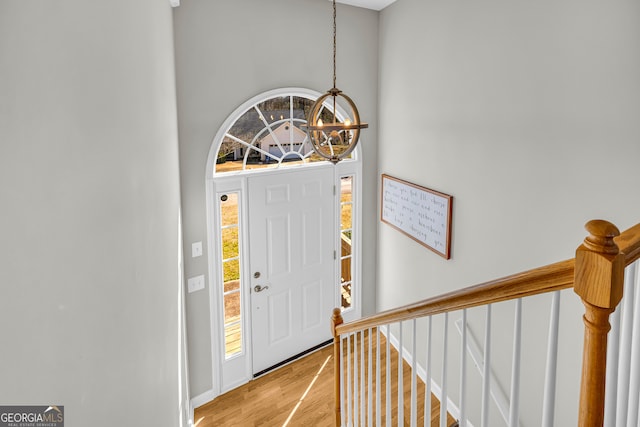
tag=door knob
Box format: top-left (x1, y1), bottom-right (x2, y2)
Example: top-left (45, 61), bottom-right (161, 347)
top-left (254, 284), bottom-right (269, 293)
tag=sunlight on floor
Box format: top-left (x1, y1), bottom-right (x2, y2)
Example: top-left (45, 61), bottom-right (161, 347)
top-left (281, 355), bottom-right (332, 427)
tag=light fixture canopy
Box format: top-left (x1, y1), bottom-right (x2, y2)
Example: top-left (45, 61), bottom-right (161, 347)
top-left (305, 0), bottom-right (368, 164)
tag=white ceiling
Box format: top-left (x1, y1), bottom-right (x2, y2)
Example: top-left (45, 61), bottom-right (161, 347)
top-left (170, 0), bottom-right (396, 11)
top-left (335, 0), bottom-right (397, 11)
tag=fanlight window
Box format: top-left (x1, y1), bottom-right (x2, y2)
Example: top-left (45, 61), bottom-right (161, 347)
top-left (215, 94), bottom-right (352, 174)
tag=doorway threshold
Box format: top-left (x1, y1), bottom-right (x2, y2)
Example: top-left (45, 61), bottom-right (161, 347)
top-left (253, 339), bottom-right (333, 378)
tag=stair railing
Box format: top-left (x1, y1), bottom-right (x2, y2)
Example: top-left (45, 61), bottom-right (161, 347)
top-left (331, 220), bottom-right (640, 427)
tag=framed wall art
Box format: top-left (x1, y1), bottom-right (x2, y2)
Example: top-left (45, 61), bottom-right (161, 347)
top-left (381, 174), bottom-right (453, 259)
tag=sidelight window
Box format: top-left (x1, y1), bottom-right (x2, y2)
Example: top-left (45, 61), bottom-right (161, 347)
top-left (340, 175), bottom-right (354, 310)
top-left (219, 192), bottom-right (242, 359)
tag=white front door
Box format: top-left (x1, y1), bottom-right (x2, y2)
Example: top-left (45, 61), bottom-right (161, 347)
top-left (248, 166), bottom-right (335, 375)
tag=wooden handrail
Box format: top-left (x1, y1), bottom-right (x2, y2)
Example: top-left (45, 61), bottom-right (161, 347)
top-left (336, 258), bottom-right (575, 336)
top-left (335, 223), bottom-right (640, 338)
top-left (616, 222), bottom-right (640, 266)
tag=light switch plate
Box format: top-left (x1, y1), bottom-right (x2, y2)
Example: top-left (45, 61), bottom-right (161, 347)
top-left (187, 275), bottom-right (205, 293)
top-left (192, 241), bottom-right (203, 258)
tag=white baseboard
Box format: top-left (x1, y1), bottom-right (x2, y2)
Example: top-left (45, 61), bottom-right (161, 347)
top-left (190, 389), bottom-right (217, 412)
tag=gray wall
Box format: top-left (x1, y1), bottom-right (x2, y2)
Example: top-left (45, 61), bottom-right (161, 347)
top-left (173, 0), bottom-right (379, 398)
top-left (0, 1), bottom-right (183, 425)
top-left (378, 0), bottom-right (640, 425)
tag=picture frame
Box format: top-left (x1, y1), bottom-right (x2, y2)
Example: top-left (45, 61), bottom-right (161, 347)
top-left (380, 174), bottom-right (453, 259)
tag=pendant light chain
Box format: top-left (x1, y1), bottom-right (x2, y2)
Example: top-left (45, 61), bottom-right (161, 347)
top-left (333, 0), bottom-right (337, 89)
top-left (304, 0), bottom-right (367, 164)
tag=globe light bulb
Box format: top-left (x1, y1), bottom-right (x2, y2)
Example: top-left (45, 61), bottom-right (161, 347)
top-left (344, 118), bottom-right (351, 126)
top-left (317, 118), bottom-right (324, 127)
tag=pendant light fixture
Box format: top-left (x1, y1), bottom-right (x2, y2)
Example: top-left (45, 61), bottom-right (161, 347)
top-left (304, 0), bottom-right (368, 164)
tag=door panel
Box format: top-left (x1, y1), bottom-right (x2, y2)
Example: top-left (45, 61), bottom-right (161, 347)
top-left (301, 209), bottom-right (322, 266)
top-left (266, 215), bottom-right (290, 276)
top-left (301, 280), bottom-right (322, 330)
top-left (267, 290), bottom-right (292, 343)
top-left (249, 166), bottom-right (334, 374)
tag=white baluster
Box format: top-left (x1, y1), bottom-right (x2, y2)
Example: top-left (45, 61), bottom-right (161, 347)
top-left (626, 263), bottom-right (640, 427)
top-left (542, 291), bottom-right (561, 427)
top-left (508, 299), bottom-right (522, 427)
top-left (460, 309), bottom-right (467, 427)
top-left (481, 304), bottom-right (492, 427)
top-left (340, 335), bottom-right (346, 427)
top-left (616, 263), bottom-right (636, 426)
top-left (347, 332), bottom-right (352, 427)
top-left (368, 328), bottom-right (373, 427)
top-left (354, 331), bottom-right (359, 426)
top-left (376, 327), bottom-right (381, 427)
top-left (398, 322), bottom-right (404, 427)
top-left (411, 319), bottom-right (417, 427)
top-left (386, 325), bottom-right (391, 427)
top-left (424, 317), bottom-right (433, 427)
top-left (440, 313), bottom-right (449, 427)
top-left (362, 330), bottom-right (366, 427)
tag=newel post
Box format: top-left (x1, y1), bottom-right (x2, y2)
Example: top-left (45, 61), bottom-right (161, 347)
top-left (574, 220), bottom-right (625, 427)
top-left (331, 308), bottom-right (344, 427)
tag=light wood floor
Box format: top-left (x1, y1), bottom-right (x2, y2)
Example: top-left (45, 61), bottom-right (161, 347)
top-left (195, 330), bottom-right (456, 426)
top-left (195, 345), bottom-right (335, 427)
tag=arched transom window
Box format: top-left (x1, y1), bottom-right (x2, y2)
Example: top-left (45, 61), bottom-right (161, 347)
top-left (215, 93), bottom-right (353, 174)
